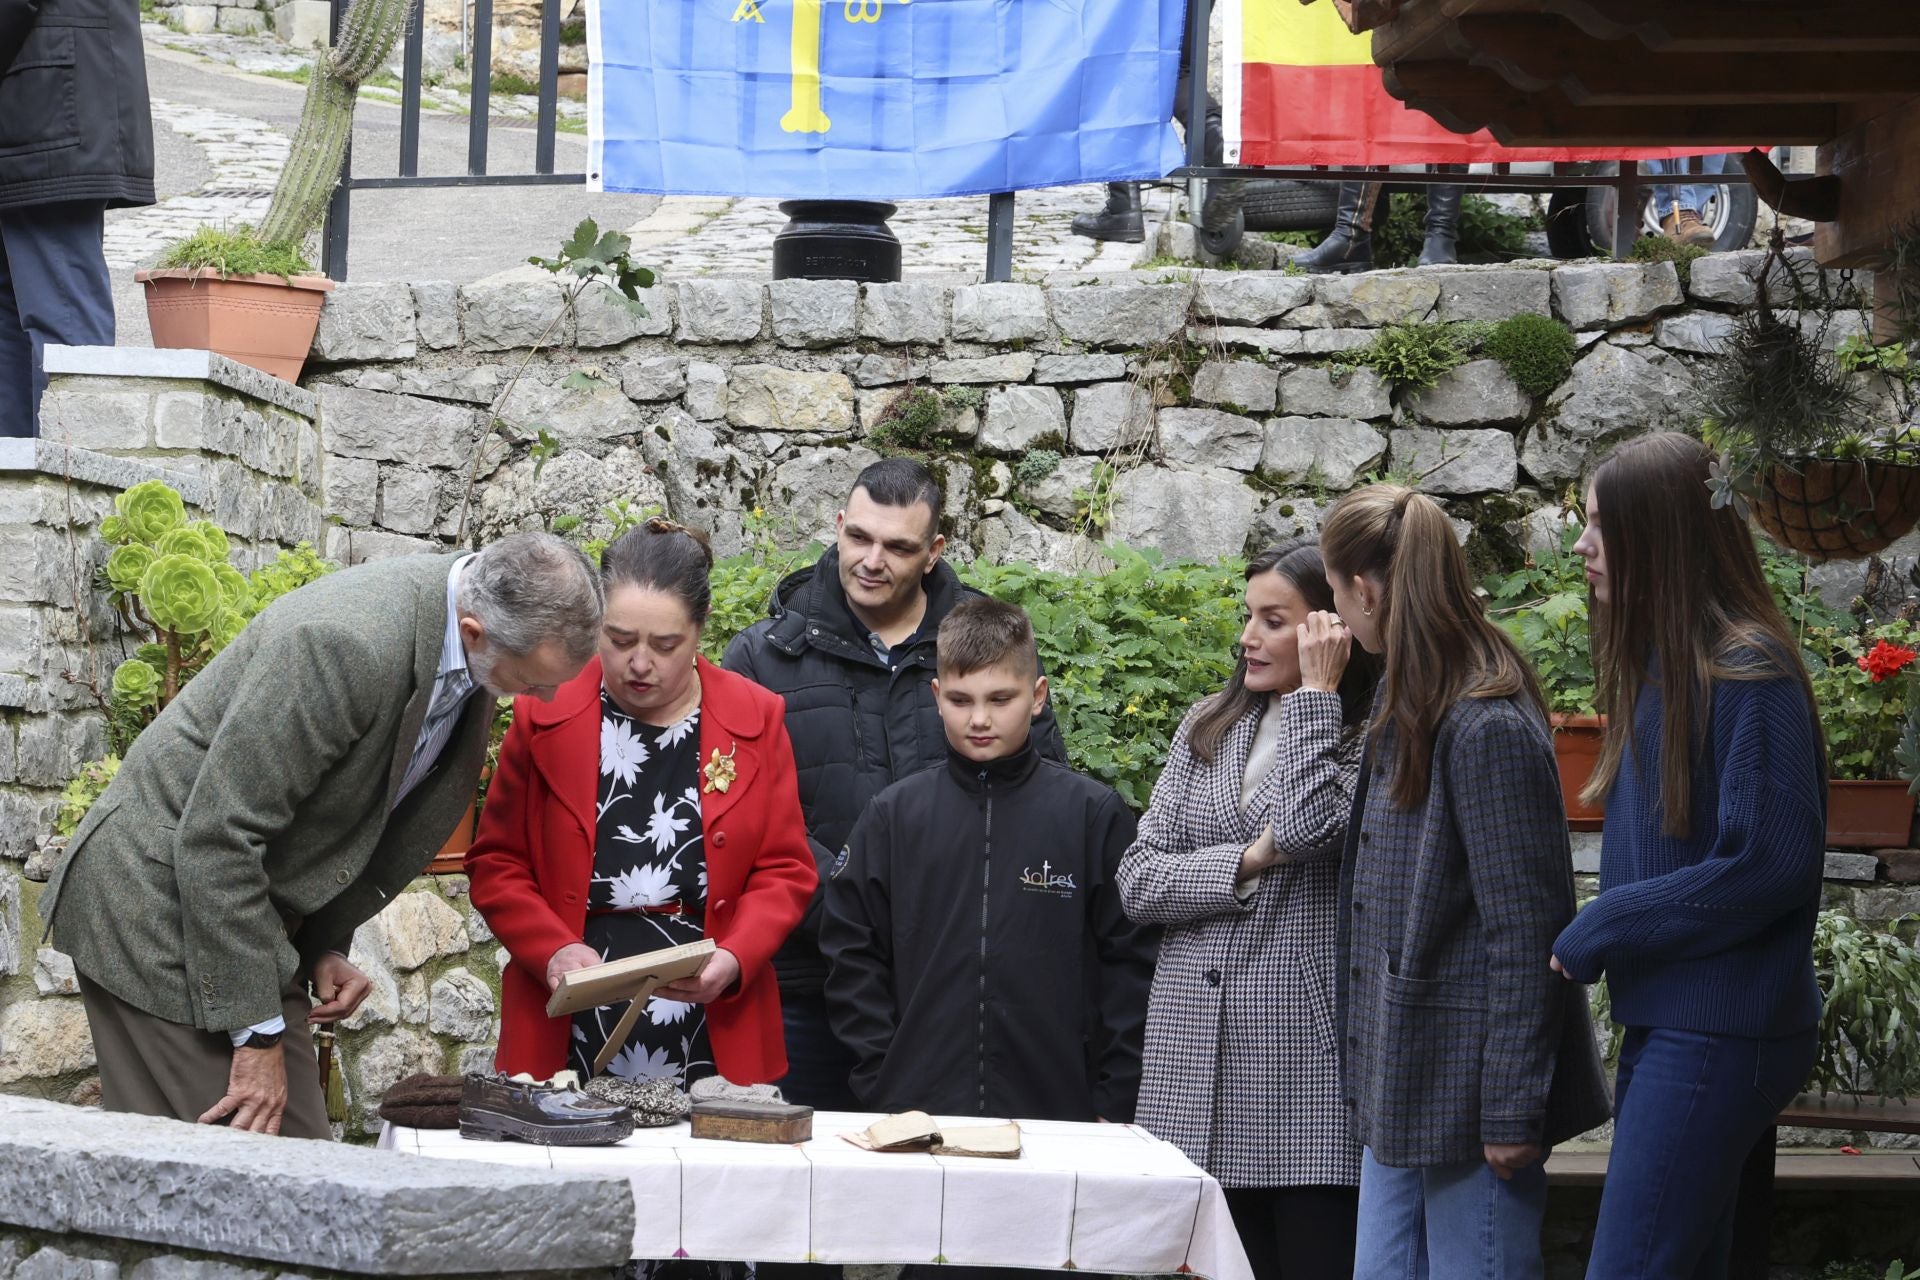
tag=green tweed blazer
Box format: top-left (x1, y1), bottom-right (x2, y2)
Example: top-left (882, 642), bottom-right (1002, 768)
top-left (44, 554), bottom-right (494, 1032)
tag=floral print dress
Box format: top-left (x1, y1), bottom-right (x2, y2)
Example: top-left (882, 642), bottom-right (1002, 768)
top-left (570, 689), bottom-right (715, 1086)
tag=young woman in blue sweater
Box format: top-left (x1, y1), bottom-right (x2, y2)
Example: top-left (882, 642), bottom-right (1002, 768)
top-left (1552, 431), bottom-right (1826, 1279)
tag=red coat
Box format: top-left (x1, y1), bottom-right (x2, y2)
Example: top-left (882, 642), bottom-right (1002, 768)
top-left (468, 656), bottom-right (816, 1083)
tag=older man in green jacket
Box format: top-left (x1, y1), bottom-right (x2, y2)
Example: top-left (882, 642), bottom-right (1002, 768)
top-left (44, 532), bottom-right (604, 1138)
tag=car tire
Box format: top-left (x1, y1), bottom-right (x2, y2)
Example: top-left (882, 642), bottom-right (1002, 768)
top-left (1240, 179), bottom-right (1339, 233)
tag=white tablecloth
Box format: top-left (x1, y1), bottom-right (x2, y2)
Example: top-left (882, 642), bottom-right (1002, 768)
top-left (380, 1111), bottom-right (1252, 1280)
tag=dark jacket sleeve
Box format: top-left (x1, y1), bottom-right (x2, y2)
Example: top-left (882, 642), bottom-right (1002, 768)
top-left (0, 0), bottom-right (40, 78)
top-left (821, 800), bottom-right (897, 1106)
top-left (1089, 793), bottom-right (1157, 1122)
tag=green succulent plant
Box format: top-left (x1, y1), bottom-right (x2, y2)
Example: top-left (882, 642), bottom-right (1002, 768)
top-left (139, 554), bottom-right (226, 636)
top-left (105, 543), bottom-right (159, 594)
top-left (99, 515), bottom-right (132, 545)
top-left (110, 659), bottom-right (162, 709)
top-left (115, 480), bottom-right (187, 543)
top-left (154, 526), bottom-right (215, 562)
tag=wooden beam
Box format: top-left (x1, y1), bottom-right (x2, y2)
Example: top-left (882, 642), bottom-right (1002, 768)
top-left (1816, 95), bottom-right (1920, 270)
top-left (1450, 16), bottom-right (1917, 105)
top-left (1544, 0), bottom-right (1920, 53)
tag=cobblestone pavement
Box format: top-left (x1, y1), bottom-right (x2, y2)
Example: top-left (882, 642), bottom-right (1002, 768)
top-left (104, 97), bottom-right (288, 271)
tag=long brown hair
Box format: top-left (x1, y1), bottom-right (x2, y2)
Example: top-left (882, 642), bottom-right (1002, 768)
top-left (1189, 538), bottom-right (1381, 763)
top-left (1320, 484), bottom-right (1547, 808)
top-left (1580, 432), bottom-right (1821, 836)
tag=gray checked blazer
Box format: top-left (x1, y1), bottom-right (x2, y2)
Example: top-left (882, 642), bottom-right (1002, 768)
top-left (1336, 692), bottom-right (1610, 1169)
top-left (1118, 688), bottom-right (1362, 1189)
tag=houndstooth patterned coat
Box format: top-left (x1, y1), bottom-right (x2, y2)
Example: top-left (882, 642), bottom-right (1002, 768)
top-left (1117, 688), bottom-right (1362, 1189)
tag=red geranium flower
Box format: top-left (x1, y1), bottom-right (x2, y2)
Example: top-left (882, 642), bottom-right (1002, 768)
top-left (1858, 640), bottom-right (1918, 683)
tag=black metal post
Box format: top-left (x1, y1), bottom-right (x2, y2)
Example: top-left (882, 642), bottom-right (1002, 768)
top-left (400, 0), bottom-right (424, 176)
top-left (985, 192), bottom-right (1015, 282)
top-left (1612, 161), bottom-right (1642, 259)
top-left (534, 0), bottom-right (560, 174)
top-left (467, 0), bottom-right (493, 175)
top-left (1184, 0), bottom-right (1208, 172)
top-left (321, 0), bottom-right (352, 280)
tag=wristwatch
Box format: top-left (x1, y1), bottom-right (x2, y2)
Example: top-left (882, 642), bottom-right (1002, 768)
top-left (236, 1029), bottom-right (284, 1050)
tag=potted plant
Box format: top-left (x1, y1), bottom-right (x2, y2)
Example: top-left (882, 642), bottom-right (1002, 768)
top-left (1484, 522), bottom-right (1603, 828)
top-left (137, 0), bottom-right (411, 383)
top-left (1811, 625), bottom-right (1920, 848)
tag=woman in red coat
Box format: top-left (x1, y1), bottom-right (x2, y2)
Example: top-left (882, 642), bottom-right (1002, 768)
top-left (469, 518), bottom-right (816, 1086)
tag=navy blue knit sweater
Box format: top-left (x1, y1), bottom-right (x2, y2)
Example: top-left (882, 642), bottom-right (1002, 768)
top-left (1552, 670), bottom-right (1825, 1038)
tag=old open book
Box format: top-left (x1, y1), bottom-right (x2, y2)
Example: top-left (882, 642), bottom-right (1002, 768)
top-left (843, 1112), bottom-right (1022, 1159)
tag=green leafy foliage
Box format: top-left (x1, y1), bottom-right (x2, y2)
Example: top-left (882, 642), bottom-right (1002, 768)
top-left (55, 756), bottom-right (120, 838)
top-left (1339, 322), bottom-right (1479, 390)
top-left (1813, 911), bottom-right (1920, 1099)
top-left (156, 225), bottom-right (315, 281)
top-left (1483, 313), bottom-right (1577, 397)
top-left (1805, 621), bottom-right (1919, 781)
top-left (1837, 334), bottom-right (1915, 381)
top-left (868, 388), bottom-right (946, 451)
top-left (528, 216), bottom-right (656, 314)
top-left (1013, 449), bottom-right (1062, 490)
top-left (1627, 234), bottom-right (1709, 288)
top-left (1482, 522), bottom-right (1594, 715)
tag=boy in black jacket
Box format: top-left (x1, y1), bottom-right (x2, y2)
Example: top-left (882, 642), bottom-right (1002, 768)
top-left (822, 597), bottom-right (1156, 1122)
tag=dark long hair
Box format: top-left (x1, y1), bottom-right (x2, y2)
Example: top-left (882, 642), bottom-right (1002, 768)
top-left (1582, 432), bottom-right (1822, 836)
top-left (600, 517), bottom-right (716, 627)
top-left (1320, 484), bottom-right (1546, 809)
top-left (1188, 538), bottom-right (1382, 764)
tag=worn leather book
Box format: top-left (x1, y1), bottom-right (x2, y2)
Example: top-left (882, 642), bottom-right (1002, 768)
top-left (931, 1123), bottom-right (1022, 1159)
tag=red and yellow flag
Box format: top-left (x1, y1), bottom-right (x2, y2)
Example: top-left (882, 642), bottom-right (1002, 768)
top-left (1227, 0), bottom-right (1708, 165)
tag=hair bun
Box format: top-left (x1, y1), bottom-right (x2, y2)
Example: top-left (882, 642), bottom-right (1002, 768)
top-left (1392, 488), bottom-right (1418, 517)
top-left (641, 514), bottom-right (714, 569)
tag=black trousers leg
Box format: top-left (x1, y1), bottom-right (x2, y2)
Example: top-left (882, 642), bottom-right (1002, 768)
top-left (1225, 1185), bottom-right (1359, 1280)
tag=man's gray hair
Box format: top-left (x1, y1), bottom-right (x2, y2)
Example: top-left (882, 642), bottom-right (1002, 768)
top-left (457, 532), bottom-right (604, 662)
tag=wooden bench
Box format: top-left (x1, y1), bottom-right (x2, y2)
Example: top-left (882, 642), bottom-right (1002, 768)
top-left (1548, 1148), bottom-right (1920, 1190)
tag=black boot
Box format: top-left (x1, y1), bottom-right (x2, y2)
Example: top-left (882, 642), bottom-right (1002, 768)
top-left (1071, 183), bottom-right (1145, 243)
top-left (1293, 181), bottom-right (1381, 274)
top-left (1420, 182), bottom-right (1464, 265)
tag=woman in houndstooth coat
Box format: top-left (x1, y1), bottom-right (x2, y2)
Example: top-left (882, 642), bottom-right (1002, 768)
top-left (1118, 539), bottom-right (1377, 1280)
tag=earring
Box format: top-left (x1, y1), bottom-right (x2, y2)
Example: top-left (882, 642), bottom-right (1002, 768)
top-left (1362, 603), bottom-right (1375, 617)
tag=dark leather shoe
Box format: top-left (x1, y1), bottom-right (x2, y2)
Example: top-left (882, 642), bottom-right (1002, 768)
top-left (1071, 182), bottom-right (1146, 243)
top-left (458, 1073), bottom-right (636, 1146)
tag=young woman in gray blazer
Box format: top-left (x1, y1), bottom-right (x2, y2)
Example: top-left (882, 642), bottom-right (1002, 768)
top-left (1118, 539), bottom-right (1380, 1280)
top-left (1320, 486), bottom-right (1609, 1280)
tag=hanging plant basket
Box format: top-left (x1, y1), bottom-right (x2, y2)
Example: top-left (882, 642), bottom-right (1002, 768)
top-left (1749, 458), bottom-right (1920, 563)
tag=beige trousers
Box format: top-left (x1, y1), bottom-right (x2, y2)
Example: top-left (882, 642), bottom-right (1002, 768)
top-left (77, 973), bottom-right (332, 1140)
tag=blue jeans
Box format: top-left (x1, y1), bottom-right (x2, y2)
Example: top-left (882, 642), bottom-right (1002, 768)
top-left (1643, 154), bottom-right (1733, 220)
top-left (1353, 1147), bottom-right (1548, 1280)
top-left (1585, 1026), bottom-right (1817, 1280)
top-left (773, 989), bottom-right (859, 1111)
top-left (0, 201), bottom-right (114, 438)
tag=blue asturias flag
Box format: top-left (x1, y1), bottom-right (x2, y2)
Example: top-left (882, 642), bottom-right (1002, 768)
top-left (586, 0), bottom-right (1187, 199)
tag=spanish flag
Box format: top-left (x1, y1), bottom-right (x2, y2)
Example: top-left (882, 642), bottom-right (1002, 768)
top-left (1227, 0), bottom-right (1701, 165)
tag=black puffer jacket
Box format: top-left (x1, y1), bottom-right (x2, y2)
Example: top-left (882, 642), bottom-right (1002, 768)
top-left (0, 0), bottom-right (155, 210)
top-left (722, 549), bottom-right (1067, 994)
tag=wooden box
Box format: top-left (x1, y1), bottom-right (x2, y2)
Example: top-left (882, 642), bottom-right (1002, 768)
top-left (689, 1099), bottom-right (814, 1144)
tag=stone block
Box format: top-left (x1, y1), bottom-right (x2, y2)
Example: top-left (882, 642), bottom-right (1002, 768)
top-left (1193, 326), bottom-right (1304, 356)
top-left (852, 354), bottom-right (924, 387)
top-left (1406, 360), bottom-right (1532, 427)
top-left (684, 362), bottom-right (728, 422)
top-left (152, 392), bottom-right (215, 450)
top-left (34, 947), bottom-right (77, 996)
top-left (1033, 354), bottom-right (1128, 385)
top-left (975, 506), bottom-right (1110, 574)
top-left (773, 448), bottom-right (882, 544)
top-left (14, 714), bottom-right (103, 788)
top-left (1049, 283), bottom-right (1192, 348)
top-left (1260, 417), bottom-right (1387, 490)
top-left (1158, 408), bottom-right (1263, 471)
top-left (769, 279), bottom-right (859, 348)
top-left (1882, 849), bottom-right (1920, 884)
top-left (318, 386), bottom-right (481, 470)
top-left (311, 283), bottom-right (417, 362)
top-left (619, 355), bottom-right (686, 403)
top-left (0, 997), bottom-right (94, 1084)
top-left (574, 283), bottom-right (672, 347)
top-left (214, 3), bottom-right (265, 30)
top-left (409, 281), bottom-right (460, 350)
top-left (726, 367), bottom-right (855, 434)
top-left (427, 967), bottom-right (496, 1041)
top-left (1297, 330), bottom-right (1376, 355)
top-left (1277, 367), bottom-right (1391, 420)
top-left (36, 391), bottom-right (151, 451)
top-left (1550, 262), bottom-right (1686, 330)
top-left (1252, 494), bottom-right (1330, 545)
top-left (1069, 381), bottom-right (1154, 453)
top-left (1687, 248), bottom-right (1791, 308)
top-left (1547, 343), bottom-right (1694, 442)
top-left (1022, 455), bottom-right (1101, 522)
top-left (460, 280), bottom-right (569, 352)
top-left (15, 1248), bottom-right (116, 1280)
top-left (673, 280), bottom-right (765, 344)
top-left (1432, 269), bottom-right (1551, 323)
top-left (858, 283), bottom-right (948, 345)
top-left (271, 0), bottom-right (329, 46)
top-left (1654, 313), bottom-right (1736, 355)
top-left (1308, 273), bottom-right (1441, 327)
top-left (0, 871), bottom-right (16, 977)
top-left (1190, 360), bottom-right (1279, 413)
top-left (172, 4), bottom-right (216, 32)
top-left (374, 466), bottom-right (441, 536)
top-left (951, 284), bottom-right (1051, 343)
top-left (1390, 427), bottom-right (1518, 496)
top-left (379, 889), bottom-right (470, 971)
top-left (1192, 273), bottom-right (1313, 325)
top-left (1111, 467), bottom-right (1257, 563)
top-left (0, 525), bottom-right (68, 607)
top-left (1518, 424), bottom-right (1588, 487)
top-left (128, 1260), bottom-right (265, 1280)
top-left (979, 387), bottom-right (1066, 455)
top-left (1824, 851), bottom-right (1880, 882)
top-left (930, 354), bottom-right (1034, 385)
top-left (321, 455), bottom-right (377, 527)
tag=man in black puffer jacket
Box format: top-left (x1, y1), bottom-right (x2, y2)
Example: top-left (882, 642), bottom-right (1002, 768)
top-left (0, 0), bottom-right (154, 437)
top-left (723, 458), bottom-right (1065, 1110)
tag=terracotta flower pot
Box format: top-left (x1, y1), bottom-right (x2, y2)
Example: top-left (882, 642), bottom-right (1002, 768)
top-left (1826, 779), bottom-right (1917, 849)
top-left (427, 795), bottom-right (478, 875)
top-left (1551, 713), bottom-right (1606, 831)
top-left (135, 268), bottom-right (335, 384)
top-left (1750, 459), bottom-right (1920, 563)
